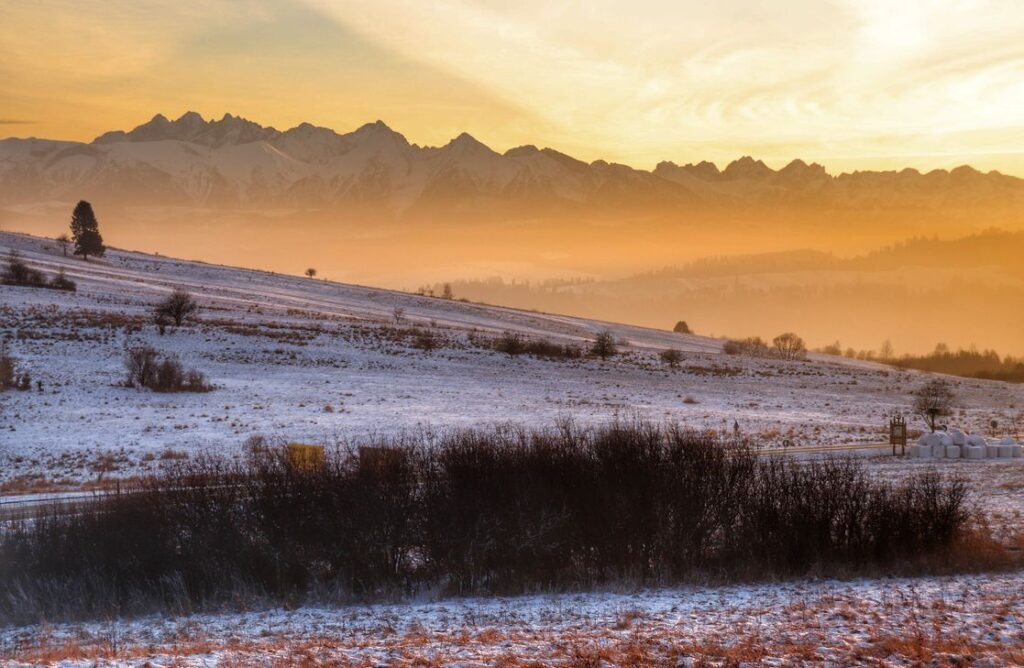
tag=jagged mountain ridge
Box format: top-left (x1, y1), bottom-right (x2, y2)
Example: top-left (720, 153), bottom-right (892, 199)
top-left (2, 111), bottom-right (1022, 215)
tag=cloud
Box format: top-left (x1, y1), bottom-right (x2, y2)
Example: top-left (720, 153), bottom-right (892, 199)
top-left (0, 120), bottom-right (36, 125)
top-left (3, 0), bottom-right (1024, 173)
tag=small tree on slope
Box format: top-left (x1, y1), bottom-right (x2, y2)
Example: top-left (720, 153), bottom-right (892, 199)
top-left (70, 200), bottom-right (105, 260)
top-left (913, 378), bottom-right (956, 433)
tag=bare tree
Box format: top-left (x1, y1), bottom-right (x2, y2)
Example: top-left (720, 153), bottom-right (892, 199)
top-left (912, 378), bottom-right (956, 433)
top-left (392, 306), bottom-right (405, 324)
top-left (305, 268), bottom-right (317, 279)
top-left (880, 339), bottom-right (895, 361)
top-left (660, 348), bottom-right (683, 369)
top-left (441, 283), bottom-right (454, 300)
top-left (590, 330), bottom-right (617, 360)
top-left (155, 288), bottom-right (198, 328)
top-left (772, 332), bottom-right (807, 360)
top-left (56, 234), bottom-right (70, 257)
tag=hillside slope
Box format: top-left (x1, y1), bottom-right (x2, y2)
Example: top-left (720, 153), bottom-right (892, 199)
top-left (1, 232), bottom-right (1019, 485)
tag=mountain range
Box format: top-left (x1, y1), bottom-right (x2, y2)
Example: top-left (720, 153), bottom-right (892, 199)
top-left (3, 112), bottom-right (1023, 217)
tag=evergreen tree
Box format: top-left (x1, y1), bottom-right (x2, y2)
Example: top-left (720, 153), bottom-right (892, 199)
top-left (70, 200), bottom-right (105, 260)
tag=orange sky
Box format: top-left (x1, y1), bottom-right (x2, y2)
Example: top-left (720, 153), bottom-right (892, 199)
top-left (3, 0), bottom-right (1024, 175)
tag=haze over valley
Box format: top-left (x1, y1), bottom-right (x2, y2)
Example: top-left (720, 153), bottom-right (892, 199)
top-left (4, 111), bottom-right (1023, 354)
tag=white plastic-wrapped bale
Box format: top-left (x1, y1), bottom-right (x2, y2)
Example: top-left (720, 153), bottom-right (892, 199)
top-left (925, 433), bottom-right (944, 458)
top-left (998, 444), bottom-right (1015, 458)
top-left (1014, 445), bottom-right (1022, 458)
top-left (987, 444), bottom-right (1000, 458)
top-left (916, 443), bottom-right (932, 458)
top-left (945, 444), bottom-right (961, 459)
top-left (963, 445), bottom-right (985, 460)
top-left (950, 429), bottom-right (967, 446)
top-left (967, 434), bottom-right (986, 447)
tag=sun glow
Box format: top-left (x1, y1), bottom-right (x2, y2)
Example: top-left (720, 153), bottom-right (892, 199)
top-left (2, 0), bottom-right (1024, 174)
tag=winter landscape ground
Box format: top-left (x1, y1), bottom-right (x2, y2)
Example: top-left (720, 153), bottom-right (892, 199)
top-left (2, 230), bottom-right (1024, 665)
top-left (2, 230), bottom-right (1021, 488)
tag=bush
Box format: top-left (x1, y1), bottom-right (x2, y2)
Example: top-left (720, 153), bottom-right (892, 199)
top-left (0, 421), bottom-right (976, 624)
top-left (772, 332), bottom-right (807, 360)
top-left (154, 288), bottom-right (198, 329)
top-left (1, 251), bottom-right (76, 291)
top-left (660, 348), bottom-right (683, 368)
top-left (48, 269), bottom-right (76, 292)
top-left (495, 331), bottom-right (525, 356)
top-left (494, 332), bottom-right (581, 360)
top-left (590, 330), bottom-right (617, 360)
top-left (673, 321), bottom-right (692, 334)
top-left (2, 251), bottom-right (45, 287)
top-left (124, 346), bottom-right (212, 392)
top-left (723, 336), bottom-right (770, 357)
top-left (0, 348), bottom-right (14, 391)
top-left (412, 329), bottom-right (437, 352)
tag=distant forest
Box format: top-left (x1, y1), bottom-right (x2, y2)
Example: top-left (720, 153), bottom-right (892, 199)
top-left (426, 230), bottom-right (1024, 357)
top-left (891, 347), bottom-right (1024, 383)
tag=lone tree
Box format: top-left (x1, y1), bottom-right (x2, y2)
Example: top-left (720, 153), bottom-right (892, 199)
top-left (673, 321), bottom-right (692, 335)
top-left (441, 283), bottom-right (454, 300)
top-left (155, 288), bottom-right (198, 329)
top-left (70, 200), bottom-right (105, 260)
top-left (591, 330), bottom-right (618, 360)
top-left (305, 268), bottom-right (317, 279)
top-left (772, 332), bottom-right (807, 360)
top-left (913, 378), bottom-right (956, 432)
top-left (660, 348), bottom-right (683, 369)
top-left (56, 234), bottom-right (70, 257)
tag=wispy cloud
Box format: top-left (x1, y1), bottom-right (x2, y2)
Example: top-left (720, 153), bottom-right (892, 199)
top-left (0, 119), bottom-right (36, 125)
top-left (3, 0), bottom-right (1024, 174)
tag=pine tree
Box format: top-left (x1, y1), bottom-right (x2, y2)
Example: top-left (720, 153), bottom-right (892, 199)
top-left (70, 200), bottom-right (105, 260)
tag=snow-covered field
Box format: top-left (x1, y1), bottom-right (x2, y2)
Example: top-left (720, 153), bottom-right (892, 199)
top-left (1, 230), bottom-right (1022, 487)
top-left (4, 572), bottom-right (1024, 666)
top-left (4, 231), bottom-right (1024, 665)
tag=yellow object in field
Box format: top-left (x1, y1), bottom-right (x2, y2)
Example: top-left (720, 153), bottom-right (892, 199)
top-left (286, 443), bottom-right (325, 471)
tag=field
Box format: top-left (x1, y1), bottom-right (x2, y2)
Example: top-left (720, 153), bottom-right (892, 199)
top-left (2, 230), bottom-right (1024, 665)
top-left (2, 231), bottom-right (1021, 490)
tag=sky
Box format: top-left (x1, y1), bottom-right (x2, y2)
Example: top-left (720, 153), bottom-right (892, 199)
top-left (2, 0), bottom-right (1024, 174)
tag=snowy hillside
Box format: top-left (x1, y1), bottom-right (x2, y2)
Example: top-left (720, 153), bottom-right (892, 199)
top-left (1, 230), bottom-right (1021, 486)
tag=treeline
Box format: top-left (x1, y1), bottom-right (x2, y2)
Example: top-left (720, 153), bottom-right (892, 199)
top-left (0, 421), bottom-right (977, 624)
top-left (892, 347), bottom-right (1024, 383)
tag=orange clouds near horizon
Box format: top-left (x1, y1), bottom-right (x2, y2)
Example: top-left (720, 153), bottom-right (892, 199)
top-left (3, 0), bottom-right (1024, 175)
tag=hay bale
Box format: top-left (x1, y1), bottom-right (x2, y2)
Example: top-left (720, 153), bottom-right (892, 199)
top-left (945, 445), bottom-right (961, 459)
top-left (963, 445), bottom-right (984, 460)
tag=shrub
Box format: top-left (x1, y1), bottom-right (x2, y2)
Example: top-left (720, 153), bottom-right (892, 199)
top-left (673, 321), bottom-right (692, 334)
top-left (2, 251), bottom-right (47, 288)
top-left (412, 329), bottom-right (437, 352)
top-left (495, 331), bottom-right (525, 357)
top-left (0, 345), bottom-right (17, 391)
top-left (124, 346), bottom-right (212, 393)
top-left (48, 269), bottom-right (76, 292)
top-left (1, 252), bottom-right (76, 291)
top-left (723, 336), bottom-right (770, 357)
top-left (493, 333), bottom-right (581, 361)
top-left (154, 288), bottom-right (198, 329)
top-left (660, 348), bottom-right (683, 369)
top-left (0, 421), bottom-right (977, 624)
top-left (772, 332), bottom-right (807, 360)
top-left (590, 330), bottom-right (617, 360)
